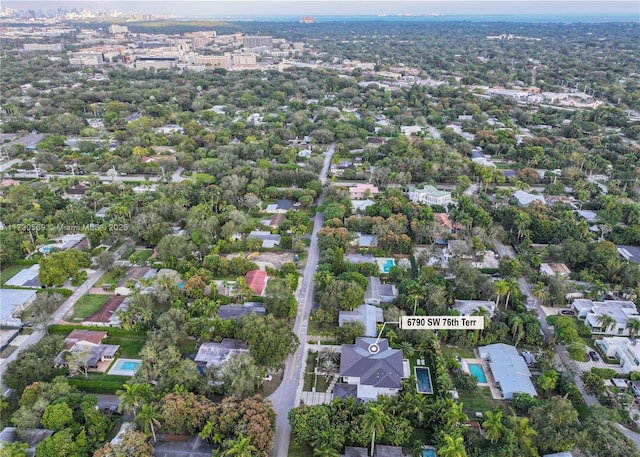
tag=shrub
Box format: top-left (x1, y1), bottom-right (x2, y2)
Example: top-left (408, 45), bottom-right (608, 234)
top-left (68, 380), bottom-right (124, 394)
top-left (591, 367), bottom-right (618, 379)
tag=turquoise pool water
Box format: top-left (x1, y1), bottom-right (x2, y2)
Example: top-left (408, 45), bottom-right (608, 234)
top-left (415, 367), bottom-right (433, 394)
top-left (120, 361), bottom-right (141, 371)
top-left (469, 363), bottom-right (487, 383)
top-left (178, 281), bottom-right (185, 289)
top-left (422, 449), bottom-right (436, 457)
top-left (383, 259), bottom-right (394, 273)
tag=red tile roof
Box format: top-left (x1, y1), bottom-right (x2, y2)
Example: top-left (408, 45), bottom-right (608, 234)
top-left (65, 329), bottom-right (107, 349)
top-left (245, 270), bottom-right (267, 296)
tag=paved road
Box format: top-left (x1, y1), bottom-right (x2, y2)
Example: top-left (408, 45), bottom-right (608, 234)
top-left (268, 143), bottom-right (335, 457)
top-left (493, 240), bottom-right (601, 408)
top-left (0, 242), bottom-right (131, 396)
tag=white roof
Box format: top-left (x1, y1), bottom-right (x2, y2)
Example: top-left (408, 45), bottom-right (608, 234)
top-left (479, 343), bottom-right (537, 399)
top-left (514, 190), bottom-right (546, 206)
top-left (453, 300), bottom-right (496, 317)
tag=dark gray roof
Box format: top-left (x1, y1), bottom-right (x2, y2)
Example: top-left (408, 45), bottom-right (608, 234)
top-left (333, 383), bottom-right (358, 401)
top-left (375, 445), bottom-right (407, 457)
top-left (342, 447), bottom-right (368, 457)
top-left (340, 338), bottom-right (403, 389)
top-left (618, 245), bottom-right (640, 265)
top-left (218, 304), bottom-right (266, 320)
top-left (276, 199), bottom-right (294, 210)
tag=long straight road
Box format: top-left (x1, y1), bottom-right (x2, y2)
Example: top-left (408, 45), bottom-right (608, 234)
top-left (268, 143), bottom-right (335, 457)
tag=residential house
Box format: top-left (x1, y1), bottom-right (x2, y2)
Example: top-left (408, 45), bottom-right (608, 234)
top-left (0, 289), bottom-right (37, 327)
top-left (0, 179), bottom-right (20, 188)
top-left (156, 124), bottom-right (184, 135)
top-left (339, 304), bottom-right (384, 337)
top-left (245, 270), bottom-right (268, 296)
top-left (0, 427), bottom-right (54, 455)
top-left (247, 230), bottom-right (281, 248)
top-left (366, 137), bottom-right (389, 147)
top-left (364, 276), bottom-right (398, 305)
top-left (618, 245), bottom-right (640, 266)
top-left (55, 329), bottom-right (119, 371)
top-left (407, 185), bottom-right (452, 206)
top-left (194, 339), bottom-right (249, 368)
top-left (5, 264), bottom-right (41, 288)
top-left (341, 447), bottom-right (368, 457)
top-left (596, 337), bottom-right (640, 373)
top-left (374, 446), bottom-right (410, 457)
top-left (63, 182), bottom-right (90, 200)
top-left (217, 302), bottom-right (266, 320)
top-left (478, 343), bottom-right (537, 399)
top-left (539, 263), bottom-right (571, 277)
top-left (39, 234), bottom-right (87, 253)
top-left (349, 184), bottom-right (380, 199)
top-left (265, 199), bottom-right (294, 213)
top-left (338, 337), bottom-right (406, 401)
top-left (513, 190), bottom-right (546, 207)
top-left (434, 213), bottom-right (463, 234)
top-left (453, 300), bottom-right (496, 318)
top-left (572, 299), bottom-right (639, 336)
top-left (351, 199), bottom-right (376, 213)
top-left (354, 233), bottom-right (378, 249)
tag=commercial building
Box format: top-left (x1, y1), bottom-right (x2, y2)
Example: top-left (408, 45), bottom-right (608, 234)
top-left (242, 36), bottom-right (273, 49)
top-left (23, 43), bottom-right (63, 52)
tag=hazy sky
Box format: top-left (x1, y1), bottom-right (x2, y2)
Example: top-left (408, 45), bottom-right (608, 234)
top-left (6, 1), bottom-right (640, 18)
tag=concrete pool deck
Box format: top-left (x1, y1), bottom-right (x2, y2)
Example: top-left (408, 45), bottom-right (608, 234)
top-left (462, 357), bottom-right (504, 399)
top-left (108, 358), bottom-right (142, 376)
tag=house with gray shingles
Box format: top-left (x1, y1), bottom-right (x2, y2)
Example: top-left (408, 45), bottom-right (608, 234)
top-left (364, 277), bottom-right (398, 305)
top-left (338, 337), bottom-right (405, 401)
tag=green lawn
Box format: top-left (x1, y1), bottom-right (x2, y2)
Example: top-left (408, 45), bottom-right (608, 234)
top-left (459, 387), bottom-right (509, 415)
top-left (441, 347), bottom-right (476, 359)
top-left (95, 269), bottom-right (126, 287)
top-left (128, 249), bottom-right (154, 263)
top-left (0, 265), bottom-right (27, 285)
top-left (105, 336), bottom-right (146, 358)
top-left (67, 295), bottom-right (109, 321)
top-left (288, 442), bottom-right (314, 457)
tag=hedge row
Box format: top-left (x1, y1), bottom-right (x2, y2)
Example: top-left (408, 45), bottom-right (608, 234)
top-left (68, 379), bottom-right (124, 394)
top-left (48, 324), bottom-right (143, 338)
top-left (39, 288), bottom-right (73, 297)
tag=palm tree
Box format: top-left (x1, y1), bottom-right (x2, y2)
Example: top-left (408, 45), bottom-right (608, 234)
top-left (597, 314), bottom-right (617, 334)
top-left (318, 348), bottom-right (340, 365)
top-left (224, 434), bottom-right (257, 457)
top-left (116, 383), bottom-right (153, 416)
top-left (509, 315), bottom-right (524, 347)
top-left (627, 318), bottom-right (640, 340)
top-left (362, 405), bottom-right (389, 457)
top-left (483, 410), bottom-right (506, 443)
top-left (503, 279), bottom-right (520, 310)
top-left (531, 282), bottom-right (549, 306)
top-left (135, 403), bottom-right (161, 443)
top-left (399, 341), bottom-right (415, 358)
top-left (472, 307), bottom-right (491, 340)
top-left (438, 434), bottom-right (467, 457)
top-left (510, 409), bottom-right (537, 452)
top-left (313, 446), bottom-right (340, 457)
top-left (494, 280), bottom-right (509, 309)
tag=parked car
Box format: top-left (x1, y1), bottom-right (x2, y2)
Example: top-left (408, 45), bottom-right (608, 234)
top-left (589, 351), bottom-right (600, 362)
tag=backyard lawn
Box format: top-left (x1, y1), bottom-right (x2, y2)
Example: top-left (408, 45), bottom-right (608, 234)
top-left (105, 335), bottom-right (147, 358)
top-left (95, 269), bottom-right (126, 287)
top-left (128, 249), bottom-right (154, 263)
top-left (459, 387), bottom-right (508, 415)
top-left (67, 295), bottom-right (109, 321)
top-left (441, 347), bottom-right (476, 359)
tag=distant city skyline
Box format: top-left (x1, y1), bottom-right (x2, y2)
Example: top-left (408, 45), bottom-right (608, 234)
top-left (4, 1), bottom-right (639, 19)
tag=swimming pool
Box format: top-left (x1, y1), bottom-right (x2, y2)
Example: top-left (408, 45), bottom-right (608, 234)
top-left (415, 366), bottom-right (433, 394)
top-left (383, 259), bottom-right (394, 273)
top-left (108, 358), bottom-right (142, 376)
top-left (422, 449), bottom-right (436, 457)
top-left (469, 363), bottom-right (487, 383)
